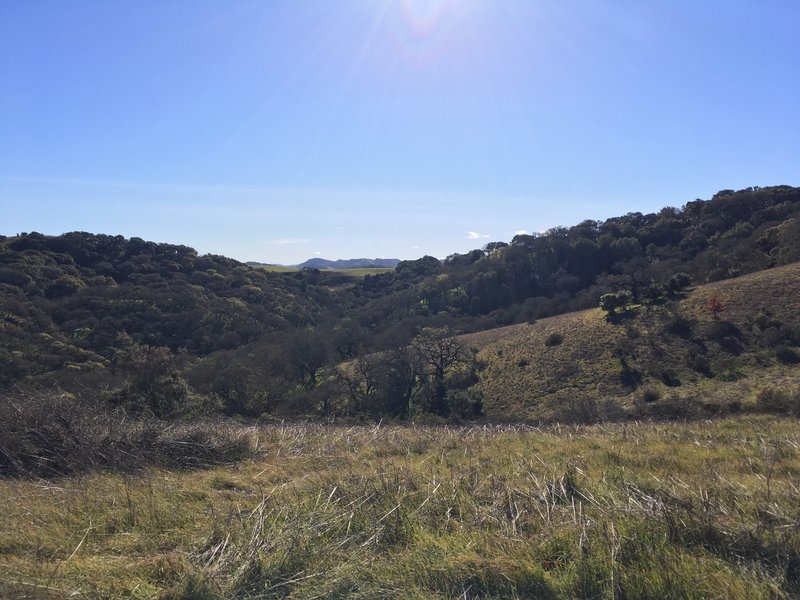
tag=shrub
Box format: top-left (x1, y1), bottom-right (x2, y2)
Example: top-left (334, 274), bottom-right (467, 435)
top-left (704, 320), bottom-right (740, 341)
top-left (641, 388), bottom-right (661, 403)
top-left (559, 396), bottom-right (599, 424)
top-left (666, 272), bottom-right (691, 297)
top-left (635, 393), bottom-right (696, 419)
top-left (664, 311), bottom-right (692, 337)
top-left (558, 396), bottom-right (613, 424)
top-left (776, 346), bottom-right (800, 364)
top-left (619, 361), bottom-right (642, 389)
top-left (713, 358), bottom-right (742, 381)
top-left (600, 291), bottom-right (633, 316)
top-left (660, 369), bottom-right (681, 387)
top-left (544, 332), bottom-right (564, 346)
top-left (782, 322), bottom-right (800, 345)
top-left (444, 388), bottom-right (484, 419)
top-left (718, 335), bottom-right (744, 355)
top-left (762, 326), bottom-right (783, 347)
top-left (755, 387), bottom-right (800, 415)
top-left (706, 295), bottom-right (725, 319)
top-left (688, 353), bottom-right (712, 376)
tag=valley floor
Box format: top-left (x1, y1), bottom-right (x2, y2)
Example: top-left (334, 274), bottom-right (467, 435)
top-left (2, 417), bottom-right (800, 598)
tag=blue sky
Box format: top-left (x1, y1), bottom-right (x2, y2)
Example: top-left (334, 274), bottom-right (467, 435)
top-left (1, 0), bottom-right (798, 264)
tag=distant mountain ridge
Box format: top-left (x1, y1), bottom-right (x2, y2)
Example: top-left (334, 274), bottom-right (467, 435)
top-left (296, 258), bottom-right (400, 269)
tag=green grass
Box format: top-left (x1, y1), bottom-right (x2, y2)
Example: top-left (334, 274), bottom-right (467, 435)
top-left (255, 264), bottom-right (299, 273)
top-left (329, 267), bottom-right (394, 277)
top-left (2, 417), bottom-right (800, 598)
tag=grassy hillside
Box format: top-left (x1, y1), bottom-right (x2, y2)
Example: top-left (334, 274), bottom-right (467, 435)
top-left (464, 263), bottom-right (800, 421)
top-left (1, 418), bottom-right (799, 598)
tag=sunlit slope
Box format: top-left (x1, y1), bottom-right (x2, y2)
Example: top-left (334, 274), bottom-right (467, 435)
top-left (463, 263), bottom-right (800, 421)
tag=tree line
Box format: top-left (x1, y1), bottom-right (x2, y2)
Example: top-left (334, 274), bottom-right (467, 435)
top-left (1, 185), bottom-right (799, 419)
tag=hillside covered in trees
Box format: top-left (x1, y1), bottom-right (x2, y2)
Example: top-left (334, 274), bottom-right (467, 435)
top-left (2, 185), bottom-right (800, 420)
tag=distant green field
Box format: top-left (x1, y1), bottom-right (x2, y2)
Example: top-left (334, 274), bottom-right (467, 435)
top-left (331, 267), bottom-right (394, 277)
top-left (255, 264), bottom-right (393, 277)
top-left (254, 264), bottom-right (298, 272)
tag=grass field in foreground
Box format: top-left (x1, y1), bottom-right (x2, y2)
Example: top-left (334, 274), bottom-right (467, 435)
top-left (2, 416), bottom-right (800, 599)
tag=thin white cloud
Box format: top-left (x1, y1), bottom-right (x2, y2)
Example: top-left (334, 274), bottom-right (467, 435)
top-left (515, 229), bottom-right (530, 235)
top-left (466, 231), bottom-right (490, 240)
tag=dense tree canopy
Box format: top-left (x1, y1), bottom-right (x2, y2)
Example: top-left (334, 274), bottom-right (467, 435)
top-left (2, 185), bottom-right (800, 418)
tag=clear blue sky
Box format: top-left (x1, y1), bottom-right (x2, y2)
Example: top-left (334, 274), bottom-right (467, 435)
top-left (2, 1), bottom-right (798, 264)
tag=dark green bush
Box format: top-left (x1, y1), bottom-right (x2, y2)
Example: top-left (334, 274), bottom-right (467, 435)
top-left (641, 388), bottom-right (661, 403)
top-left (776, 346), bottom-right (800, 364)
top-left (545, 332), bottom-right (564, 346)
top-left (660, 370), bottom-right (681, 387)
top-left (664, 311), bottom-right (692, 337)
top-left (688, 353), bottom-right (712, 376)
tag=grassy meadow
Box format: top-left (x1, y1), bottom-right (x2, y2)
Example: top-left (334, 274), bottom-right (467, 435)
top-left (2, 417), bottom-right (800, 599)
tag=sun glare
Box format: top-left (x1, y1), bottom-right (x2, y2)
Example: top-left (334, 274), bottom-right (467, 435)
top-left (389, 0), bottom-right (482, 64)
top-left (401, 0), bottom-right (450, 33)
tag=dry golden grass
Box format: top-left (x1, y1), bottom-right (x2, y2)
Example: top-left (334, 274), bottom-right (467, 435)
top-left (460, 263), bottom-right (800, 421)
top-left (681, 263), bottom-right (800, 324)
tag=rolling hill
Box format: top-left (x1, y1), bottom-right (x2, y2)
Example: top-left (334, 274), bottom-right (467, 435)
top-left (462, 263), bottom-right (800, 421)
